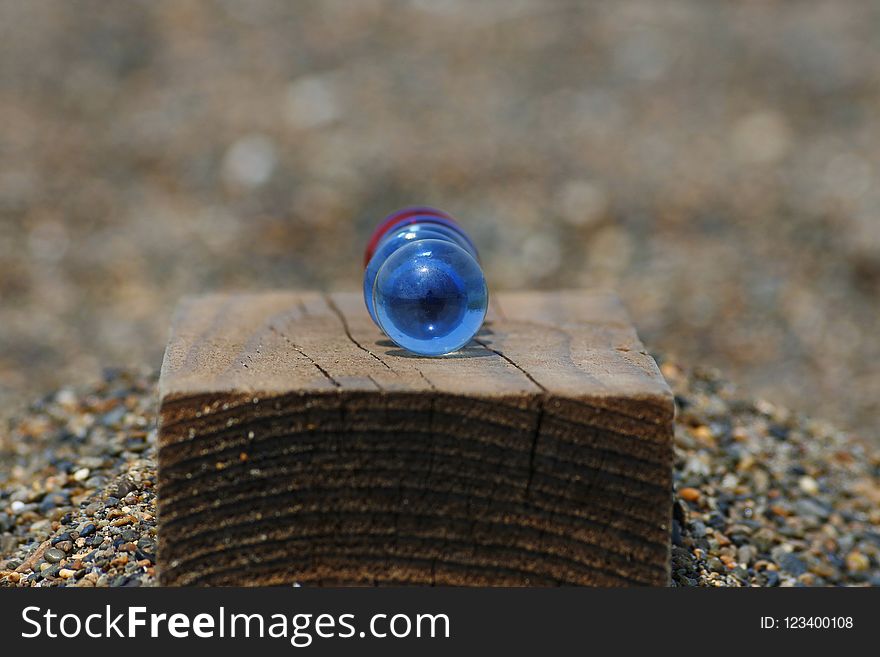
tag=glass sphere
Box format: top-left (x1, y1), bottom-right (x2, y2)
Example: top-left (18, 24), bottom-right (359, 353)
top-left (363, 223), bottom-right (477, 324)
top-left (373, 239), bottom-right (488, 356)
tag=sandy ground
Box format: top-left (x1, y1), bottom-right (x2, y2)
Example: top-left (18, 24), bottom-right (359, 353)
top-left (1, 1), bottom-right (879, 436)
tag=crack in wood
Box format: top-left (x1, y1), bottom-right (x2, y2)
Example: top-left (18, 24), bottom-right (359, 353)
top-left (473, 337), bottom-right (548, 498)
top-left (415, 368), bottom-right (436, 391)
top-left (525, 400), bottom-right (544, 497)
top-left (269, 325), bottom-right (340, 388)
top-left (473, 338), bottom-right (547, 392)
top-left (324, 294), bottom-right (394, 371)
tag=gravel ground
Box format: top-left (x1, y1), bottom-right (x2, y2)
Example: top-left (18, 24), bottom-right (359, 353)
top-left (664, 361), bottom-right (880, 587)
top-left (0, 370), bottom-right (157, 587)
top-left (0, 365), bottom-right (877, 587)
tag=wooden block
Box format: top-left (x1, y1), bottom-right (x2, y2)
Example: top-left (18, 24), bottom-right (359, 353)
top-left (157, 290), bottom-right (674, 586)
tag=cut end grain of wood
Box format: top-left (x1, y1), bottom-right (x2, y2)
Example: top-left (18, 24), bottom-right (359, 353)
top-left (157, 290), bottom-right (675, 586)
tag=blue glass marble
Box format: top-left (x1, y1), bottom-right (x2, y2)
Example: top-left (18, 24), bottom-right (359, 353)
top-left (372, 238), bottom-right (488, 356)
top-left (363, 222), bottom-right (477, 324)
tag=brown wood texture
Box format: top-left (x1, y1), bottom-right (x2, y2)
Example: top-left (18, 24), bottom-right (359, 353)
top-left (157, 290), bottom-right (674, 586)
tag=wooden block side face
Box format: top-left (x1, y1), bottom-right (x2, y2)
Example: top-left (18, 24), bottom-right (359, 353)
top-left (158, 390), bottom-right (672, 586)
top-left (157, 290), bottom-right (673, 586)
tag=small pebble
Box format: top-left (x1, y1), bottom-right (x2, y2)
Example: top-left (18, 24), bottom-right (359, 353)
top-left (763, 570), bottom-right (780, 587)
top-left (706, 557), bottom-right (725, 573)
top-left (777, 552), bottom-right (808, 576)
top-left (845, 551), bottom-right (870, 573)
top-left (44, 548), bottom-right (66, 564)
top-left (679, 487), bottom-right (701, 503)
top-left (798, 475), bottom-right (819, 495)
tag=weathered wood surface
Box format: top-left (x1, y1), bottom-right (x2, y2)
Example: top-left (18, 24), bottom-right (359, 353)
top-left (157, 290), bottom-right (674, 586)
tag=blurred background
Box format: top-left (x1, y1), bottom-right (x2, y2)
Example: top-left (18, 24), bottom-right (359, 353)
top-left (0, 0), bottom-right (878, 437)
